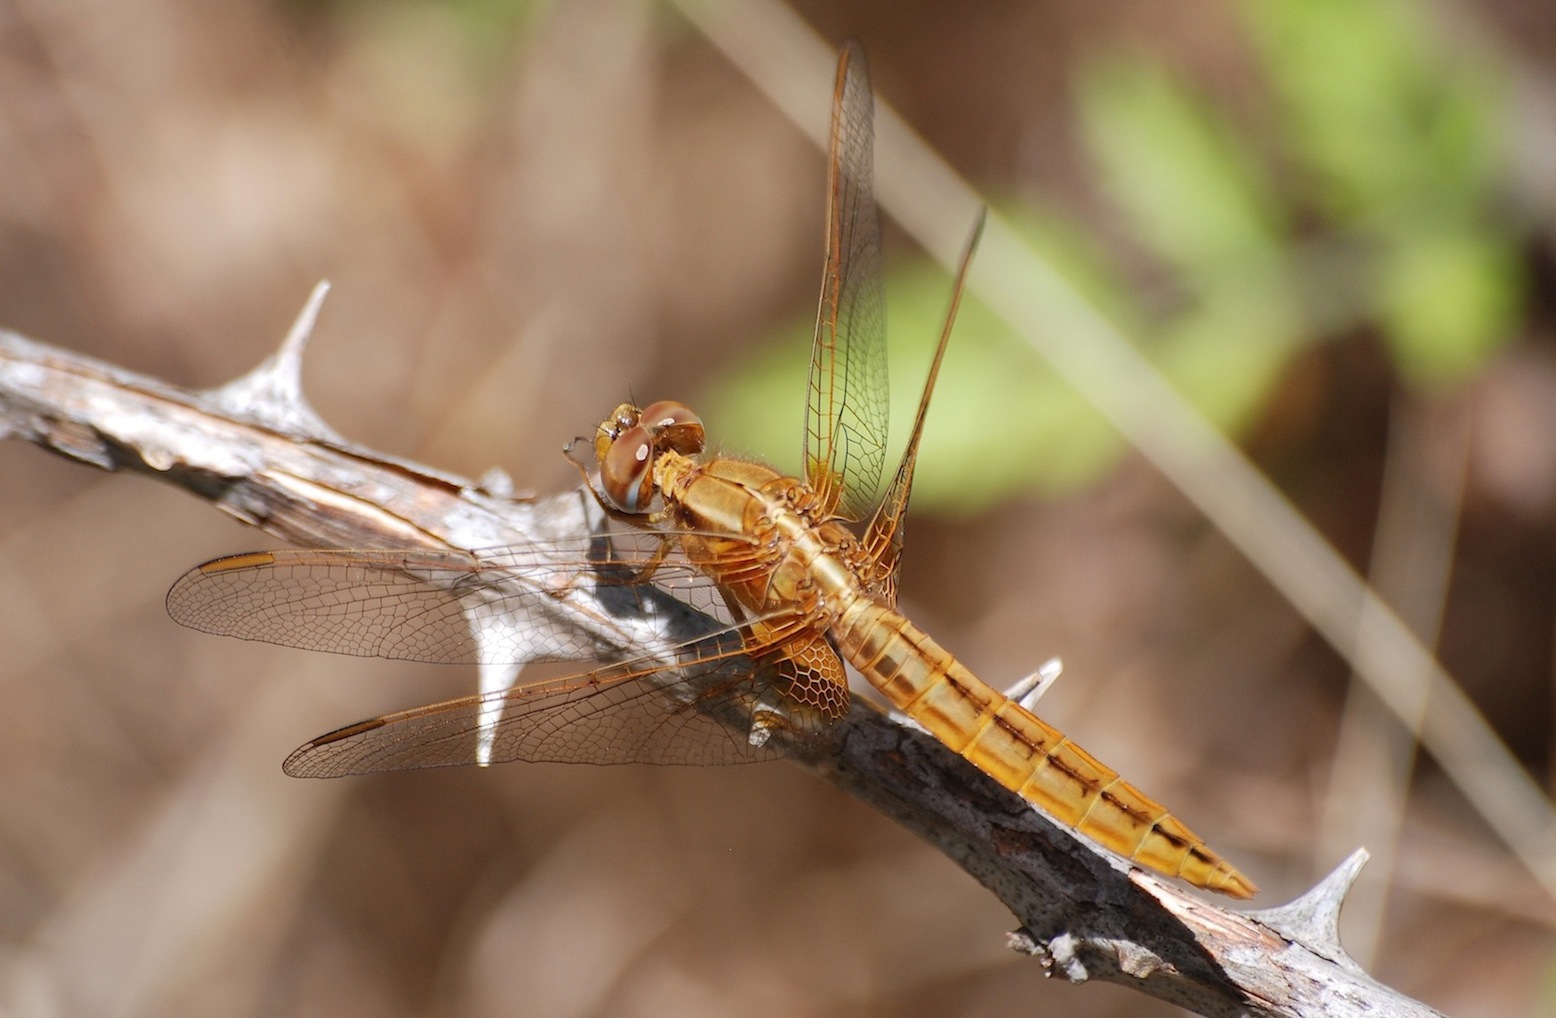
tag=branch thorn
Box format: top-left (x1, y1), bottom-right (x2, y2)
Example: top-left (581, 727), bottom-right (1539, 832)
top-left (1005, 657), bottom-right (1063, 710)
top-left (1248, 848), bottom-right (1370, 973)
top-left (205, 281), bottom-right (343, 443)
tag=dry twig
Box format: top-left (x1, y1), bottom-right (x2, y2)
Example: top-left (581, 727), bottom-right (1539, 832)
top-left (0, 292), bottom-right (1443, 1017)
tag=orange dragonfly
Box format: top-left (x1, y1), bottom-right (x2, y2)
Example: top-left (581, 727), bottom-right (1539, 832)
top-left (167, 42), bottom-right (1255, 899)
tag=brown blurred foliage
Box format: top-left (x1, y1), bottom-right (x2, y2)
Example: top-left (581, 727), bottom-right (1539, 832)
top-left (1, 1), bottom-right (1554, 1015)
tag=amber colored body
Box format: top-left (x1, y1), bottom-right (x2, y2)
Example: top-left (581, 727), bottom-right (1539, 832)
top-left (653, 450), bottom-right (1255, 899)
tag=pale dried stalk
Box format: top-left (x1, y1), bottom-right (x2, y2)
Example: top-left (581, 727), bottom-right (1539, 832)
top-left (0, 295), bottom-right (1442, 1017)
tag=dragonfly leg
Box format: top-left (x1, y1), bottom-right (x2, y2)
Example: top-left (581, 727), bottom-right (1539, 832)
top-left (748, 702), bottom-right (790, 748)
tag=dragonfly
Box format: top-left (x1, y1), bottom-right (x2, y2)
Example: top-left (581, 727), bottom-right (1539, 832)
top-left (167, 42), bottom-right (1255, 899)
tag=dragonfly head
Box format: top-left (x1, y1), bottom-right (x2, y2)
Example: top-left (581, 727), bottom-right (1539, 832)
top-left (594, 400), bottom-right (705, 514)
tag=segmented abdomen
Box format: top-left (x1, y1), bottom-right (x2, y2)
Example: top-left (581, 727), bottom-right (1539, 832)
top-left (831, 598), bottom-right (1255, 899)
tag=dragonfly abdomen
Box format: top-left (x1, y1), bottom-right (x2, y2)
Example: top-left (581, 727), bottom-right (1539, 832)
top-left (832, 599), bottom-right (1256, 899)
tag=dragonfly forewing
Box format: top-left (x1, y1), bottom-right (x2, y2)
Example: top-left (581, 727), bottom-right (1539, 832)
top-left (165, 533), bottom-right (755, 667)
top-left (804, 39), bottom-right (888, 523)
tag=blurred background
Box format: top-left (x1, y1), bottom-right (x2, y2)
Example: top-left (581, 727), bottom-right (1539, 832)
top-left (1, 0), bottom-right (1554, 1014)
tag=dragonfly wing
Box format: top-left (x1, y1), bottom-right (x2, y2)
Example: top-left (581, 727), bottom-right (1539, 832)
top-left (861, 212), bottom-right (986, 601)
top-left (803, 40), bottom-right (888, 523)
top-left (283, 614), bottom-right (826, 776)
top-left (748, 623), bottom-right (849, 721)
top-left (165, 531), bottom-right (764, 667)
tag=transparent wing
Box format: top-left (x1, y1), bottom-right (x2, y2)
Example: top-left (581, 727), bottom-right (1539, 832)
top-left (861, 211), bottom-right (986, 603)
top-left (803, 39), bottom-right (888, 523)
top-left (167, 532), bottom-right (843, 775)
top-left (165, 531), bottom-right (770, 667)
top-left (282, 610), bottom-right (826, 777)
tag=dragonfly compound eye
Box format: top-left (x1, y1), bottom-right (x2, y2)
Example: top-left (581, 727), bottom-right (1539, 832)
top-left (638, 400), bottom-right (705, 456)
top-left (594, 402), bottom-right (642, 465)
top-left (600, 424), bottom-right (657, 513)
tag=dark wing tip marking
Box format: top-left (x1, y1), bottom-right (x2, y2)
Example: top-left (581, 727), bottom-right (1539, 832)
top-left (284, 716), bottom-right (391, 777)
top-left (200, 551), bottom-right (278, 573)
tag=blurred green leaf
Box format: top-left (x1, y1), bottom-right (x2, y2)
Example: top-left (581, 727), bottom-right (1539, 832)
top-left (882, 258), bottom-right (1123, 511)
top-left (1376, 225), bottom-right (1525, 387)
top-left (1242, 0), bottom-right (1521, 384)
top-left (1078, 52), bottom-right (1307, 435)
top-left (1243, 0), bottom-right (1452, 221)
top-left (1079, 56), bottom-right (1287, 290)
top-left (1157, 284), bottom-right (1305, 435)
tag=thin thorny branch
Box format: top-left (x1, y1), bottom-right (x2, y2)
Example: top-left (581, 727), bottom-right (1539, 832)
top-left (0, 294), bottom-right (1442, 1017)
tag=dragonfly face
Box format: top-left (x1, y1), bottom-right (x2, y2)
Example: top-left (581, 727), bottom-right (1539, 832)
top-left (595, 400), bottom-right (706, 515)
